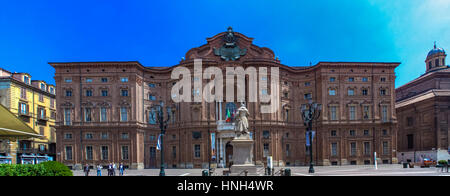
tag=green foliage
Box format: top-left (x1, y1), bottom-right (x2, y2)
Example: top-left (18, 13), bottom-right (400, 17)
top-left (438, 160), bottom-right (448, 165)
top-left (39, 161), bottom-right (73, 176)
top-left (0, 161), bottom-right (72, 176)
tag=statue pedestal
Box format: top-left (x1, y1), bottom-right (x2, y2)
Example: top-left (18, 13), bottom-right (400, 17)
top-left (230, 136), bottom-right (257, 175)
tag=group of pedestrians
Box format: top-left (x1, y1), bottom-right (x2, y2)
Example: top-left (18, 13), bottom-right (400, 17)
top-left (83, 162), bottom-right (125, 176)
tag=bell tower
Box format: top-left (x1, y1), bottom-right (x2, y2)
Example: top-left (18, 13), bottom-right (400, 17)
top-left (425, 42), bottom-right (447, 72)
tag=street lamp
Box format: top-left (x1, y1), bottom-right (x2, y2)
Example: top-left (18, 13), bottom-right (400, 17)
top-left (300, 98), bottom-right (322, 174)
top-left (150, 101), bottom-right (171, 176)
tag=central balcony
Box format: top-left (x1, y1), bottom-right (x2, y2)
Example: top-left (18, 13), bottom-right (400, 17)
top-left (216, 120), bottom-right (235, 131)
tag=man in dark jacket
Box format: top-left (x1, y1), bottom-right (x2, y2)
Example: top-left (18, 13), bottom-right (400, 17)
top-left (83, 164), bottom-right (90, 176)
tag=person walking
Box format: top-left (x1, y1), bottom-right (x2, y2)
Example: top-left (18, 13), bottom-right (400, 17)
top-left (119, 163), bottom-right (124, 176)
top-left (97, 164), bottom-right (102, 176)
top-left (83, 164), bottom-right (90, 176)
top-left (107, 163), bottom-right (113, 176)
top-left (112, 162), bottom-right (117, 176)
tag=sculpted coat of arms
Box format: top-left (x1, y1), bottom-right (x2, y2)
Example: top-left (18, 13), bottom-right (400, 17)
top-left (214, 27), bottom-right (247, 61)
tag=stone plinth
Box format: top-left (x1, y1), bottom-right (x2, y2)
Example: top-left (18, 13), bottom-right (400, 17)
top-left (230, 136), bottom-right (257, 175)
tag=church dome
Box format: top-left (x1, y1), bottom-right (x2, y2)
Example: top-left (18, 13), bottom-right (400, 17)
top-left (427, 43), bottom-right (446, 58)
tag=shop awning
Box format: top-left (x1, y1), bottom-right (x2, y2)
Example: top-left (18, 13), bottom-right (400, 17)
top-left (0, 104), bottom-right (42, 138)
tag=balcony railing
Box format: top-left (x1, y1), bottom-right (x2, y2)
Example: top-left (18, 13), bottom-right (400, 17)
top-left (217, 120), bottom-right (235, 131)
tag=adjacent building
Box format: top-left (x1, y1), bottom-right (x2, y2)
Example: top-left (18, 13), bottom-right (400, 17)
top-left (0, 68), bottom-right (57, 163)
top-left (396, 43), bottom-right (450, 163)
top-left (51, 28), bottom-right (399, 169)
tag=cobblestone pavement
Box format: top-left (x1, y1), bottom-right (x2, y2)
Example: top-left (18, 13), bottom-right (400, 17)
top-left (72, 164), bottom-right (450, 176)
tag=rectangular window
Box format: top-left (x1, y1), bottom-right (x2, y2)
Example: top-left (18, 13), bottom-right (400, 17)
top-left (85, 108), bottom-right (92, 122)
top-left (85, 133), bottom-right (93, 139)
top-left (329, 89), bottom-right (336, 96)
top-left (261, 89), bottom-right (268, 95)
top-left (65, 78), bottom-right (72, 83)
top-left (64, 133), bottom-right (72, 139)
top-left (407, 117), bottom-right (413, 126)
top-left (304, 82), bottom-right (311, 86)
top-left (381, 77), bottom-right (386, 82)
top-left (381, 106), bottom-right (388, 122)
top-left (348, 89), bottom-right (354, 96)
top-left (364, 130), bottom-right (369, 136)
top-left (194, 144), bottom-right (201, 158)
top-left (350, 142), bottom-right (357, 156)
top-left (364, 142), bottom-right (370, 155)
top-left (100, 107), bottom-right (107, 122)
top-left (101, 90), bottom-right (108, 97)
top-left (349, 106), bottom-right (356, 120)
top-left (149, 83), bottom-right (156, 88)
top-left (362, 77), bottom-right (368, 82)
top-left (286, 144), bottom-right (290, 157)
top-left (19, 103), bottom-right (27, 115)
top-left (24, 76), bottom-right (30, 84)
top-left (348, 77), bottom-right (354, 82)
top-left (263, 130), bottom-right (270, 139)
top-left (331, 143), bottom-right (337, 156)
top-left (86, 90), bottom-right (92, 97)
top-left (65, 90), bottom-right (72, 97)
top-left (330, 106), bottom-right (337, 120)
top-left (121, 77), bottom-right (128, 82)
top-left (122, 146), bottom-right (129, 160)
top-left (304, 93), bottom-right (312, 100)
top-left (121, 90), bottom-right (128, 96)
top-left (380, 89), bottom-right (386, 96)
top-left (20, 88), bottom-right (27, 99)
top-left (407, 134), bottom-right (414, 149)
top-left (363, 106), bottom-right (370, 120)
top-left (101, 146), bottom-right (109, 160)
top-left (86, 146), bottom-right (93, 160)
top-left (172, 146), bottom-right (177, 159)
top-left (65, 146), bottom-right (72, 160)
top-left (40, 83), bottom-right (46, 90)
top-left (350, 130), bottom-right (356, 136)
top-left (362, 89), bottom-right (368, 96)
top-left (263, 143), bottom-right (269, 157)
top-left (120, 107), bottom-right (128, 122)
top-left (64, 108), bottom-right (71, 125)
top-left (50, 98), bottom-right (55, 108)
top-left (101, 132), bottom-right (109, 139)
top-left (101, 78), bottom-right (108, 83)
top-left (383, 142), bottom-right (389, 155)
top-left (149, 109), bottom-right (156, 124)
top-left (331, 130), bottom-right (337, 136)
top-left (39, 94), bottom-right (44, 102)
top-left (149, 94), bottom-right (156, 100)
top-left (86, 78), bottom-right (93, 83)
top-left (330, 77), bottom-right (336, 82)
top-left (121, 133), bottom-right (129, 139)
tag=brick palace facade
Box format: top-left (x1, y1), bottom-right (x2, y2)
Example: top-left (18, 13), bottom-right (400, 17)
top-left (51, 28), bottom-right (399, 169)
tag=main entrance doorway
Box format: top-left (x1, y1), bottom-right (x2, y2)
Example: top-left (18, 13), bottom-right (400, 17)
top-left (225, 142), bottom-right (233, 168)
top-left (149, 147), bottom-right (156, 168)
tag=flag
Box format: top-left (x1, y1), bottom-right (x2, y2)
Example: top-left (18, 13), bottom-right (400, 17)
top-left (156, 134), bottom-right (162, 150)
top-left (225, 109), bottom-right (232, 122)
top-left (211, 133), bottom-right (216, 161)
top-left (305, 131), bottom-right (315, 147)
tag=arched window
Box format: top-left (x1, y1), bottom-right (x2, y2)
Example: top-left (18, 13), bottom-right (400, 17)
top-left (429, 61), bottom-right (432, 69)
top-left (436, 59), bottom-right (440, 67)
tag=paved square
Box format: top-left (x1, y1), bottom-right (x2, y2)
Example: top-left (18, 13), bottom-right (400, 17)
top-left (72, 164), bottom-right (450, 176)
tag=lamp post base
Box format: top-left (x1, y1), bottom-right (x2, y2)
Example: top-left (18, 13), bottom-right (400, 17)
top-left (308, 165), bottom-right (315, 174)
top-left (159, 168), bottom-right (165, 176)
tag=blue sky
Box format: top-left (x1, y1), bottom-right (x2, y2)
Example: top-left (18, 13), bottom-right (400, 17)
top-left (0, 0), bottom-right (448, 87)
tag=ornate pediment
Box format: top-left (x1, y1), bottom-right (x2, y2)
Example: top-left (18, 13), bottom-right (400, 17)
top-left (61, 101), bottom-right (74, 108)
top-left (183, 27), bottom-right (277, 62)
